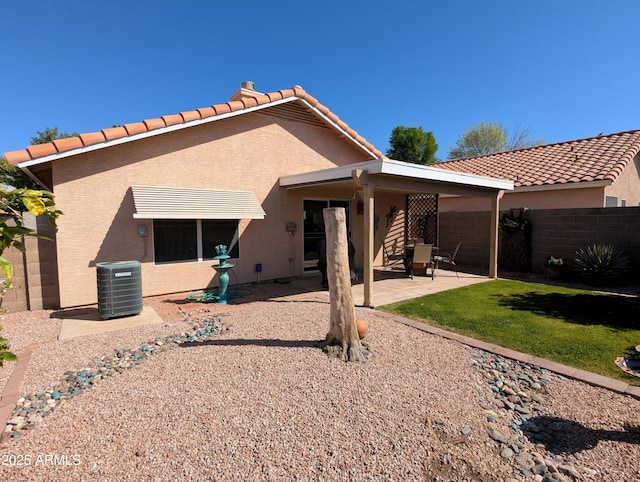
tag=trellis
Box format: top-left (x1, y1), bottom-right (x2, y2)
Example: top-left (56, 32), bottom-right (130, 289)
top-left (406, 194), bottom-right (438, 244)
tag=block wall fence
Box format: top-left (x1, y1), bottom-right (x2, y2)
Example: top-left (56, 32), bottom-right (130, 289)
top-left (439, 206), bottom-right (640, 273)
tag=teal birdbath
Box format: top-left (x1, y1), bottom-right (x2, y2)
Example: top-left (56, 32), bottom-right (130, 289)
top-left (212, 245), bottom-right (234, 304)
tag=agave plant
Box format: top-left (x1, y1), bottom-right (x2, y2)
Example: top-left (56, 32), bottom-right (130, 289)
top-left (574, 243), bottom-right (632, 284)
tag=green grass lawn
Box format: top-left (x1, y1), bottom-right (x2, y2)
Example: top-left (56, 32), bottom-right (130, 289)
top-left (379, 279), bottom-right (640, 385)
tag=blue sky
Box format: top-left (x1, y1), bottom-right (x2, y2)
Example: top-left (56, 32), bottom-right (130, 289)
top-left (2, 1), bottom-right (639, 160)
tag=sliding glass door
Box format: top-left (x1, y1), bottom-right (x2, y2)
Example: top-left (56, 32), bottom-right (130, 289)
top-left (303, 200), bottom-right (350, 271)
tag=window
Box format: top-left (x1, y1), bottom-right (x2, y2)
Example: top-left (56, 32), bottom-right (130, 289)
top-left (153, 219), bottom-right (239, 263)
top-left (605, 196), bottom-right (618, 207)
top-left (202, 220), bottom-right (239, 259)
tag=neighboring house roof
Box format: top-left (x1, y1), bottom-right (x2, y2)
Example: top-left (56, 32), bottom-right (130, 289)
top-left (4, 82), bottom-right (384, 168)
top-left (433, 130), bottom-right (640, 189)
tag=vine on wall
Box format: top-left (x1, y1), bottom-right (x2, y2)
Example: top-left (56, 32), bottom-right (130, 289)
top-left (498, 208), bottom-right (532, 272)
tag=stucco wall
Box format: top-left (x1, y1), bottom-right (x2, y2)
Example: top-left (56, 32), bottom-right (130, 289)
top-left (605, 154), bottom-right (640, 206)
top-left (52, 112), bottom-right (371, 307)
top-left (439, 186), bottom-right (606, 212)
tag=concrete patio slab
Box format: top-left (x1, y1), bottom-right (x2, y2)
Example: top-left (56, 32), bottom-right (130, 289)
top-left (58, 306), bottom-right (164, 340)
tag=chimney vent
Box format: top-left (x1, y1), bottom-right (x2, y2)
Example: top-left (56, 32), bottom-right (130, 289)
top-left (230, 81), bottom-right (261, 101)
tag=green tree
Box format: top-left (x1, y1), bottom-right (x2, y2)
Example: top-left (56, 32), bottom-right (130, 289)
top-left (0, 187), bottom-right (61, 365)
top-left (387, 126), bottom-right (438, 165)
top-left (448, 121), bottom-right (543, 159)
top-left (1, 126), bottom-right (80, 192)
top-left (30, 126), bottom-right (78, 145)
top-left (0, 156), bottom-right (40, 190)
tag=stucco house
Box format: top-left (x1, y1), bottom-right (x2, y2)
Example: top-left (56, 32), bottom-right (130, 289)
top-left (434, 130), bottom-right (640, 212)
top-left (4, 82), bottom-right (511, 310)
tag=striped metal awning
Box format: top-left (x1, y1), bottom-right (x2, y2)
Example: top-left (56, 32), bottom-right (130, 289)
top-left (131, 185), bottom-right (266, 219)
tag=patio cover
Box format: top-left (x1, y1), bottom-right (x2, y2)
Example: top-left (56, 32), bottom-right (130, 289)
top-left (131, 185), bottom-right (266, 219)
top-left (280, 158), bottom-right (513, 307)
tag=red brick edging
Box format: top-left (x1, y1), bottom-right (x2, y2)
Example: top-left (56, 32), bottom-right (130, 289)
top-left (0, 346), bottom-right (34, 445)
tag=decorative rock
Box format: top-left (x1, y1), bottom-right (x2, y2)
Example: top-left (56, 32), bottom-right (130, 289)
top-left (461, 425), bottom-right (472, 435)
top-left (542, 474), bottom-right (563, 482)
top-left (489, 428), bottom-right (510, 444)
top-left (500, 447), bottom-right (514, 459)
top-left (558, 464), bottom-right (579, 478)
top-left (532, 463), bottom-right (548, 475)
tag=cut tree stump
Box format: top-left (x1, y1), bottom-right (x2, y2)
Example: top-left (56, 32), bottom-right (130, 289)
top-left (322, 207), bottom-right (372, 363)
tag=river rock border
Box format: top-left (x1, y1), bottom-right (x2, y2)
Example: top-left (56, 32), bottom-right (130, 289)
top-left (4, 310), bottom-right (231, 439)
top-left (469, 350), bottom-right (584, 481)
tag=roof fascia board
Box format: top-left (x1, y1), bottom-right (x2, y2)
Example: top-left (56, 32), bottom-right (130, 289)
top-left (280, 159), bottom-right (513, 191)
top-left (379, 159), bottom-right (513, 190)
top-left (15, 97), bottom-right (301, 170)
top-left (279, 160), bottom-right (379, 188)
top-left (372, 175), bottom-right (504, 198)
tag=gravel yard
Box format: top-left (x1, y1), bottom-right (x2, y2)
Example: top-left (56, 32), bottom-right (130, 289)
top-left (1, 290), bottom-right (639, 481)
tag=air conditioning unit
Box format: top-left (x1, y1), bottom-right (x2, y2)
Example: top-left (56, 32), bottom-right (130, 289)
top-left (96, 261), bottom-right (143, 319)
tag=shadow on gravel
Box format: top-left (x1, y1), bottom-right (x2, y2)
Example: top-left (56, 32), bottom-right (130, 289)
top-left (179, 338), bottom-right (325, 350)
top-left (524, 415), bottom-right (640, 454)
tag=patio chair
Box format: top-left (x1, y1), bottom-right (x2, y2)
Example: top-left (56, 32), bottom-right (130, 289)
top-left (433, 242), bottom-right (462, 278)
top-left (383, 240), bottom-right (405, 268)
top-left (410, 243), bottom-right (434, 280)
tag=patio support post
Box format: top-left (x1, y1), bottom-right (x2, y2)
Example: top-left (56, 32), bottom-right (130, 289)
top-left (489, 190), bottom-right (504, 279)
top-left (362, 184), bottom-right (374, 307)
top-left (352, 169), bottom-right (375, 308)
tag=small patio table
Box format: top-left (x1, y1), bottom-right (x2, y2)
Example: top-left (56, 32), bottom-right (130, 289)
top-left (402, 244), bottom-right (438, 275)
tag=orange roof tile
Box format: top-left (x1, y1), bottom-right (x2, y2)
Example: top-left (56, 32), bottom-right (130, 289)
top-left (53, 137), bottom-right (83, 151)
top-left (102, 126), bottom-right (127, 141)
top-left (4, 84), bottom-right (383, 166)
top-left (433, 130), bottom-right (640, 188)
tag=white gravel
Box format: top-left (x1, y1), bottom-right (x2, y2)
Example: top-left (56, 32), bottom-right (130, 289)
top-left (1, 294), bottom-right (640, 481)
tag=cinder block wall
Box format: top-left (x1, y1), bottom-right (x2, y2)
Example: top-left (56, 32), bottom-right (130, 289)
top-left (1, 213), bottom-right (60, 313)
top-left (438, 211), bottom-right (491, 270)
top-left (528, 206), bottom-right (640, 270)
top-left (439, 206), bottom-right (640, 273)
top-left (1, 246), bottom-right (28, 312)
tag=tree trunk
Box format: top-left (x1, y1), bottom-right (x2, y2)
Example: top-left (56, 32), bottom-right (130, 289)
top-left (322, 207), bottom-right (372, 362)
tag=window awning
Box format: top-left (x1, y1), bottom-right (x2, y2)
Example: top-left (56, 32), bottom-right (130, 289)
top-left (131, 185), bottom-right (266, 219)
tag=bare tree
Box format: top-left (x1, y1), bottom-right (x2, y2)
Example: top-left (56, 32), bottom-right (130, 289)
top-left (507, 125), bottom-right (544, 150)
top-left (322, 207), bottom-right (371, 362)
top-left (448, 121), bottom-right (544, 159)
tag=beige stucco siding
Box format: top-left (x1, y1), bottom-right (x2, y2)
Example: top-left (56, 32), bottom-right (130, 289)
top-left (605, 154), bottom-right (640, 206)
top-left (439, 185), bottom-right (606, 212)
top-left (52, 112), bottom-right (371, 307)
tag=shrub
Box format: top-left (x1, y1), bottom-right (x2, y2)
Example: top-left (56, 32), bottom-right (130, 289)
top-left (574, 243), bottom-right (632, 285)
top-left (545, 256), bottom-right (564, 267)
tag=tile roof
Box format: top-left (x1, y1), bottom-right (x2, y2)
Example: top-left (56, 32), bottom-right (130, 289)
top-left (433, 130), bottom-right (640, 188)
top-left (4, 84), bottom-right (383, 166)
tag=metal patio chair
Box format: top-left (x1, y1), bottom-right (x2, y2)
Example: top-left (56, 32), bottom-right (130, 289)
top-left (383, 240), bottom-right (405, 268)
top-left (410, 243), bottom-right (435, 280)
top-left (433, 242), bottom-right (462, 278)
